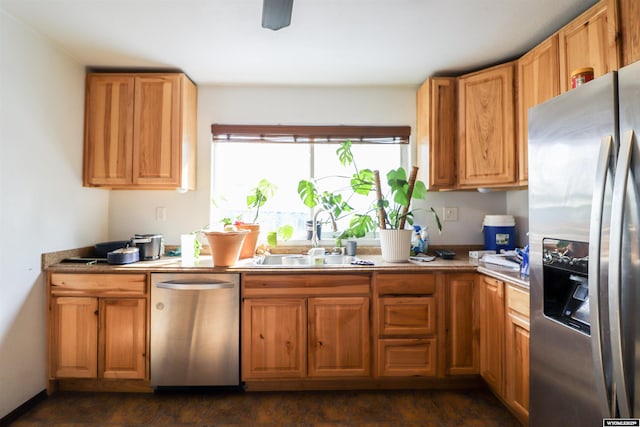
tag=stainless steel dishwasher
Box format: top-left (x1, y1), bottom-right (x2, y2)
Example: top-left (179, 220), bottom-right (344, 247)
top-left (150, 273), bottom-right (240, 388)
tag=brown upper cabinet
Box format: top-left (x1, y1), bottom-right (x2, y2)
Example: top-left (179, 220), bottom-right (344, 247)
top-left (416, 0), bottom-right (638, 191)
top-left (558, 0), bottom-right (619, 93)
top-left (457, 62), bottom-right (516, 188)
top-left (416, 78), bottom-right (457, 190)
top-left (517, 35), bottom-right (561, 185)
top-left (619, 0), bottom-right (640, 66)
top-left (83, 73), bottom-right (197, 190)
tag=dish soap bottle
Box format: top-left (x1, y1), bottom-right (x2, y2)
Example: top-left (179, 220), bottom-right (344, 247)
top-left (411, 225), bottom-right (425, 255)
top-left (421, 227), bottom-right (430, 254)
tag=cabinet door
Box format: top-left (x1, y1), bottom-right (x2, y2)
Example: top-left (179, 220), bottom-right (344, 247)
top-left (100, 298), bottom-right (146, 379)
top-left (505, 311), bottom-right (530, 425)
top-left (458, 62), bottom-right (516, 187)
top-left (505, 284), bottom-right (530, 425)
top-left (132, 75), bottom-right (182, 187)
top-left (446, 273), bottom-right (479, 375)
top-left (242, 298), bottom-right (306, 379)
top-left (517, 35), bottom-right (560, 185)
top-left (308, 297), bottom-right (370, 377)
top-left (416, 77), bottom-right (457, 190)
top-left (479, 275), bottom-right (505, 396)
top-left (619, 0), bottom-right (640, 66)
top-left (558, 0), bottom-right (619, 92)
top-left (83, 75), bottom-right (134, 186)
top-left (51, 297), bottom-right (98, 378)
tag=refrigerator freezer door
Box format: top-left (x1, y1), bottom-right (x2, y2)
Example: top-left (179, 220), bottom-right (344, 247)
top-left (614, 60), bottom-right (640, 418)
top-left (529, 72), bottom-right (618, 426)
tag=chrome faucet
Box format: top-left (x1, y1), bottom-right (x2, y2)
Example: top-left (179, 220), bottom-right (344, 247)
top-left (311, 209), bottom-right (337, 248)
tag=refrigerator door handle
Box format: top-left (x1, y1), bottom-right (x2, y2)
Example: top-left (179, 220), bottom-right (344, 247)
top-left (589, 135), bottom-right (613, 417)
top-left (609, 129), bottom-right (635, 418)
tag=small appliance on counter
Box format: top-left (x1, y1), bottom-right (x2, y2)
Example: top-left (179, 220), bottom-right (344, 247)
top-left (94, 240), bottom-right (130, 257)
top-left (107, 247), bottom-right (140, 265)
top-left (130, 234), bottom-right (163, 260)
top-left (61, 234), bottom-right (164, 265)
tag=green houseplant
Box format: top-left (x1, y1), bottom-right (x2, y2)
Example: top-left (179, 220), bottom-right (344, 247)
top-left (373, 166), bottom-right (441, 261)
top-left (220, 178), bottom-right (293, 257)
top-left (297, 141), bottom-right (440, 250)
top-left (297, 141), bottom-right (376, 245)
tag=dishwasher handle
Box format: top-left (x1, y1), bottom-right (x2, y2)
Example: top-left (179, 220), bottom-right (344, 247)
top-left (155, 280), bottom-right (236, 291)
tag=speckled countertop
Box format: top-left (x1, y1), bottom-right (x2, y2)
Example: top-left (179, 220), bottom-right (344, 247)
top-left (44, 247), bottom-right (529, 288)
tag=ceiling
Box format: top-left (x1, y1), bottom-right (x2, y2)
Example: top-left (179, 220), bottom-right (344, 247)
top-left (0, 0), bottom-right (598, 86)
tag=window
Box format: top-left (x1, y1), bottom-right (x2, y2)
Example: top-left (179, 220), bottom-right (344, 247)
top-left (211, 125), bottom-right (409, 245)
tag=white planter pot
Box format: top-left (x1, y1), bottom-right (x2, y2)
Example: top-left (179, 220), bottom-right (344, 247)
top-left (379, 229), bottom-right (412, 262)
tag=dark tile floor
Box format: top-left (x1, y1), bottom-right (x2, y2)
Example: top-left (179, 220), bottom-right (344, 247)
top-left (9, 388), bottom-right (521, 427)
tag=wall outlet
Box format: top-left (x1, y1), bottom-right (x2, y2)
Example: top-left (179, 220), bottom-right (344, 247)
top-left (443, 207), bottom-right (458, 222)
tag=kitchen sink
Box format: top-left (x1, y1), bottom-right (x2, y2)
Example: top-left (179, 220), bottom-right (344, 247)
top-left (253, 253), bottom-right (355, 267)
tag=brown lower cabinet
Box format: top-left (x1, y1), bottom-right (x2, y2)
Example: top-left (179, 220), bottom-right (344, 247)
top-left (242, 271), bottom-right (483, 386)
top-left (505, 283), bottom-right (530, 425)
top-left (241, 298), bottom-right (307, 379)
top-left (374, 272), bottom-right (445, 378)
top-left (241, 274), bottom-right (371, 382)
top-left (479, 274), bottom-right (506, 395)
top-left (478, 273), bottom-right (530, 426)
top-left (48, 274), bottom-right (148, 383)
top-left (446, 273), bottom-right (479, 376)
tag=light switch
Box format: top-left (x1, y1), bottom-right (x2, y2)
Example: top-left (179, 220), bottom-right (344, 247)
top-left (156, 206), bottom-right (167, 221)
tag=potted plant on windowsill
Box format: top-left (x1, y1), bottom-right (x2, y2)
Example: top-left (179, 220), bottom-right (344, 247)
top-left (296, 141), bottom-right (441, 254)
top-left (223, 178), bottom-right (293, 258)
top-left (297, 141), bottom-right (376, 246)
top-left (373, 166), bottom-right (441, 262)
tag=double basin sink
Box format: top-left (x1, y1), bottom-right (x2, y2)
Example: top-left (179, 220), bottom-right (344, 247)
top-left (253, 253), bottom-right (356, 267)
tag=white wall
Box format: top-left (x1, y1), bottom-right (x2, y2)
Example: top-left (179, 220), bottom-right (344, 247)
top-left (507, 189), bottom-right (530, 247)
top-left (109, 84), bottom-right (515, 246)
top-left (0, 11), bottom-right (109, 418)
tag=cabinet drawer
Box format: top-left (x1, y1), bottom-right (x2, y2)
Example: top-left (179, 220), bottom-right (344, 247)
top-left (376, 338), bottom-right (437, 377)
top-left (378, 297), bottom-right (436, 336)
top-left (50, 274), bottom-right (147, 296)
top-left (507, 284), bottom-right (529, 319)
top-left (243, 273), bottom-right (370, 297)
top-left (376, 273), bottom-right (436, 296)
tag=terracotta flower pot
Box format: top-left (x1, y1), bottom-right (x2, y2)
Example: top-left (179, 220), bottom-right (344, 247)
top-left (235, 223), bottom-right (260, 259)
top-left (204, 230), bottom-right (249, 267)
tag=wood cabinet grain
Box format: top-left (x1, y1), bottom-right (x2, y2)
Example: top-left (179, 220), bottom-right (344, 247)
top-left (242, 298), bottom-right (307, 379)
top-left (308, 297), bottom-right (370, 377)
top-left (100, 298), bottom-right (146, 379)
top-left (478, 274), bottom-right (505, 395)
top-left (457, 62), bottom-right (516, 187)
top-left (446, 273), bottom-right (479, 376)
top-left (558, 0), bottom-right (619, 92)
top-left (51, 296), bottom-right (98, 378)
top-left (48, 274), bottom-right (148, 383)
top-left (84, 73), bottom-right (196, 190)
top-left (241, 274), bottom-right (371, 382)
top-left (619, 0), bottom-right (640, 66)
top-left (416, 77), bottom-right (457, 190)
top-left (517, 35), bottom-right (560, 185)
top-left (374, 273), bottom-right (441, 378)
top-left (505, 284), bottom-right (530, 425)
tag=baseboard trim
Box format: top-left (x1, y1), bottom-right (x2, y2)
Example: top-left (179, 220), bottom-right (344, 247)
top-left (0, 390), bottom-right (47, 427)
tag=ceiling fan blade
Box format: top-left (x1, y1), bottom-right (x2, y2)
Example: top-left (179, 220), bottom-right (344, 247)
top-left (262, 0), bottom-right (293, 31)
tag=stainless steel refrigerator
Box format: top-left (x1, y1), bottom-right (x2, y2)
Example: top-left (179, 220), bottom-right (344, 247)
top-left (529, 60), bottom-right (640, 426)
